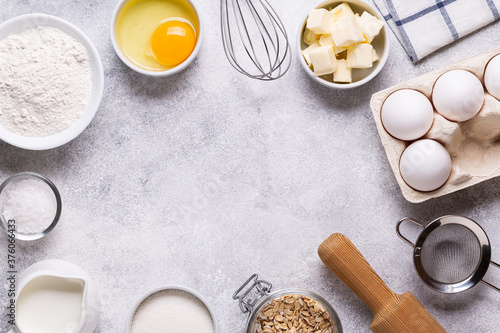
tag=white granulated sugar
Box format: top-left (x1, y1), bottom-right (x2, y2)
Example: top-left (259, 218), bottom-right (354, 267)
top-left (0, 26), bottom-right (91, 137)
top-left (131, 289), bottom-right (215, 333)
top-left (1, 178), bottom-right (57, 234)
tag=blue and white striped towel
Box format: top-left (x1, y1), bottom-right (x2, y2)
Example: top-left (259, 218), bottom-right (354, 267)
top-left (373, 0), bottom-right (500, 62)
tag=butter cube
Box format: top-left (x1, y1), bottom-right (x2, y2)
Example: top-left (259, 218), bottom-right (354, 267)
top-left (319, 34), bottom-right (334, 46)
top-left (357, 11), bottom-right (384, 43)
top-left (334, 59), bottom-right (352, 83)
top-left (318, 34), bottom-right (345, 54)
top-left (372, 48), bottom-right (379, 62)
top-left (307, 9), bottom-right (335, 34)
top-left (346, 43), bottom-right (373, 69)
top-left (302, 41), bottom-right (321, 66)
top-left (330, 16), bottom-right (365, 47)
top-left (309, 46), bottom-right (338, 76)
top-left (303, 27), bottom-right (317, 45)
top-left (330, 2), bottom-right (355, 21)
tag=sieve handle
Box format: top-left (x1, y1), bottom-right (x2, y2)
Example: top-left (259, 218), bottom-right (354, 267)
top-left (480, 260), bottom-right (500, 293)
top-left (396, 217), bottom-right (425, 247)
top-left (318, 233), bottom-right (399, 315)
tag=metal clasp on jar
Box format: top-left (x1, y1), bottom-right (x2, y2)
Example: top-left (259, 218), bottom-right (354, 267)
top-left (233, 274), bottom-right (272, 314)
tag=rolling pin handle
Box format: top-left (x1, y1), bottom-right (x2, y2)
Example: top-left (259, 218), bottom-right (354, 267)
top-left (319, 233), bottom-right (447, 333)
top-left (318, 233), bottom-right (398, 315)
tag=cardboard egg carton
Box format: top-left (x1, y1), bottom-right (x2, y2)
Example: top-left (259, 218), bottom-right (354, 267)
top-left (370, 47), bottom-right (500, 203)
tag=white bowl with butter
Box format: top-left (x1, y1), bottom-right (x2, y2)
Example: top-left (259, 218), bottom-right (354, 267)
top-left (297, 0), bottom-right (390, 89)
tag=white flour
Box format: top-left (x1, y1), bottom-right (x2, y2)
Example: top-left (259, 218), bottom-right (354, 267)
top-left (0, 26), bottom-right (91, 137)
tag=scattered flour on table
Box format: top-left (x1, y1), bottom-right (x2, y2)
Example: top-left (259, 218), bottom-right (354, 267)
top-left (131, 289), bottom-right (214, 333)
top-left (0, 26), bottom-right (91, 137)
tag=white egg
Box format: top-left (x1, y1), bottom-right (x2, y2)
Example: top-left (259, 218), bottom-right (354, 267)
top-left (399, 139), bottom-right (452, 192)
top-left (381, 89), bottom-right (434, 141)
top-left (432, 69), bottom-right (484, 122)
top-left (485, 54), bottom-right (500, 100)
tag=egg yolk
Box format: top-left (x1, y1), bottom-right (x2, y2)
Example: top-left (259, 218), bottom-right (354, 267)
top-left (150, 20), bottom-right (196, 67)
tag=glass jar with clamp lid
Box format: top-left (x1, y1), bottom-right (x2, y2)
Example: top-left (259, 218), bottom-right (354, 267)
top-left (233, 274), bottom-right (343, 333)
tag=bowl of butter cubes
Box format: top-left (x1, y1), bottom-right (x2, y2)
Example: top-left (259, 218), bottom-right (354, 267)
top-left (298, 0), bottom-right (390, 88)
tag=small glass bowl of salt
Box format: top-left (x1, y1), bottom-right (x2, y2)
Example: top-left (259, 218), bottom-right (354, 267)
top-left (0, 172), bottom-right (62, 241)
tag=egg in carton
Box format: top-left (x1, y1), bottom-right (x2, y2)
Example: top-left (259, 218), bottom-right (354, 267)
top-left (370, 47), bottom-right (500, 203)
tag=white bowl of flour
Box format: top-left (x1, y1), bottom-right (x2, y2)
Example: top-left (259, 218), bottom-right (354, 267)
top-left (0, 14), bottom-right (104, 150)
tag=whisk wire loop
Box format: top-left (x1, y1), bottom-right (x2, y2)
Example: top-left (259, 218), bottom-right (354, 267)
top-left (262, 0), bottom-right (291, 72)
top-left (220, 0), bottom-right (291, 80)
top-left (243, 0), bottom-right (275, 75)
top-left (234, 0), bottom-right (267, 75)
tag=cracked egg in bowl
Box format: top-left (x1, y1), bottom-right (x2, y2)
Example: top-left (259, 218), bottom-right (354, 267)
top-left (111, 0), bottom-right (203, 76)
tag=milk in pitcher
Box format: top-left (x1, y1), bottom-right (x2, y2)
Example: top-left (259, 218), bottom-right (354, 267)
top-left (17, 275), bottom-right (84, 333)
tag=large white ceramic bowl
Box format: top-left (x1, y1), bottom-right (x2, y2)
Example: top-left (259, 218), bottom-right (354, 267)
top-left (110, 0), bottom-right (204, 77)
top-left (0, 14), bottom-right (104, 150)
top-left (125, 285), bottom-right (218, 332)
top-left (297, 0), bottom-right (390, 89)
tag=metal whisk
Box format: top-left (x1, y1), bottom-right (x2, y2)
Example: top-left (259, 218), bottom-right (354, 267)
top-left (220, 0), bottom-right (291, 80)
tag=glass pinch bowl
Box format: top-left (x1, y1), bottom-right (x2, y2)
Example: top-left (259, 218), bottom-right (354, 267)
top-left (0, 172), bottom-right (62, 241)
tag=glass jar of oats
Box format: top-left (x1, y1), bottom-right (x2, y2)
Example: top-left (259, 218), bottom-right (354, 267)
top-left (233, 274), bottom-right (343, 333)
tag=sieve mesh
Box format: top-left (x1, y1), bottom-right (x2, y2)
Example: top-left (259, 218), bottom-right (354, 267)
top-left (421, 224), bottom-right (481, 284)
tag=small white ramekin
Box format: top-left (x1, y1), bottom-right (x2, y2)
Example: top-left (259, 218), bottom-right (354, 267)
top-left (110, 0), bottom-right (204, 77)
top-left (125, 285), bottom-right (218, 332)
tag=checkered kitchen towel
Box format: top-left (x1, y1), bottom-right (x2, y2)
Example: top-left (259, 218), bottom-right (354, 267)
top-left (373, 0), bottom-right (500, 62)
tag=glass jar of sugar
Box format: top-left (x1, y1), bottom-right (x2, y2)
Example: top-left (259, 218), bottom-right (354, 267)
top-left (234, 274), bottom-right (343, 333)
top-left (0, 172), bottom-right (62, 241)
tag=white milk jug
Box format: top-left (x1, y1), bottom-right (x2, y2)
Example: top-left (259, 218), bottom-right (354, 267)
top-left (8, 259), bottom-right (101, 333)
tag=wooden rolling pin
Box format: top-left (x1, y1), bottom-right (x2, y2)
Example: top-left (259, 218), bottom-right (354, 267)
top-left (318, 233), bottom-right (446, 333)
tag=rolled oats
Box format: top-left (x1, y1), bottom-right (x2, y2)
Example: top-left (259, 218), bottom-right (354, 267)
top-left (252, 294), bottom-right (335, 333)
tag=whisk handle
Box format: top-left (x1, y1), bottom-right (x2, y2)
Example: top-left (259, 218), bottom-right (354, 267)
top-left (318, 233), bottom-right (399, 314)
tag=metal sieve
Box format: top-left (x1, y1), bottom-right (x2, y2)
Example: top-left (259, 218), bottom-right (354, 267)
top-left (396, 215), bottom-right (500, 294)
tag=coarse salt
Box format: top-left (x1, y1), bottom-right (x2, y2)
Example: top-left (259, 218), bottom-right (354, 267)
top-left (131, 289), bottom-right (214, 333)
top-left (1, 178), bottom-right (57, 235)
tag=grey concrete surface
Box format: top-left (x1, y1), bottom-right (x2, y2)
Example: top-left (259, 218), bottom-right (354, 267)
top-left (1, 0), bottom-right (500, 332)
